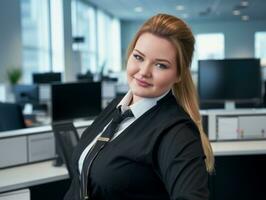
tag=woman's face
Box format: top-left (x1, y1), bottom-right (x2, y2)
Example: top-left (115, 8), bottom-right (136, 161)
top-left (127, 32), bottom-right (179, 103)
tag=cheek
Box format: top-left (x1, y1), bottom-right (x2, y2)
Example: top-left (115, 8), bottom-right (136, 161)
top-left (154, 72), bottom-right (177, 88)
top-left (126, 60), bottom-right (135, 82)
top-left (126, 58), bottom-right (138, 77)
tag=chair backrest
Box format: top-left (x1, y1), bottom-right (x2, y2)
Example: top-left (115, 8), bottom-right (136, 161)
top-left (52, 122), bottom-right (80, 178)
top-left (0, 102), bottom-right (26, 132)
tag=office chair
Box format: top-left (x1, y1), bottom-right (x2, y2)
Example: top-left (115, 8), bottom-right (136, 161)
top-left (0, 102), bottom-right (26, 132)
top-left (52, 122), bottom-right (80, 178)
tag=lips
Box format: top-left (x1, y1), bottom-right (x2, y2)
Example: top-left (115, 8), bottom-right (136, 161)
top-left (134, 77), bottom-right (153, 87)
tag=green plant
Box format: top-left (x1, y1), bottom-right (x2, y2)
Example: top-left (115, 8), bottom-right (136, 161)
top-left (7, 68), bottom-right (22, 85)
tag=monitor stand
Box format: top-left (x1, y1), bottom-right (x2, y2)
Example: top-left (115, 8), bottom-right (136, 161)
top-left (224, 101), bottom-right (236, 110)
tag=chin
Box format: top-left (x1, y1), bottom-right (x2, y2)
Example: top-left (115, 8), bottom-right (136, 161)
top-left (131, 88), bottom-right (158, 99)
top-left (129, 82), bottom-right (164, 98)
top-left (130, 87), bottom-right (147, 97)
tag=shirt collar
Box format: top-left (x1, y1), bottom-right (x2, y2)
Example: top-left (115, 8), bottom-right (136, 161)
top-left (117, 90), bottom-right (170, 119)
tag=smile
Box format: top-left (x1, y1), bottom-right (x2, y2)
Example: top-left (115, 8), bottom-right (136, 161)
top-left (134, 77), bottom-right (153, 87)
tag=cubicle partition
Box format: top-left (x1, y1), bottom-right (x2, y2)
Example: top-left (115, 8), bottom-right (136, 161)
top-left (0, 121), bottom-right (91, 169)
top-left (201, 109), bottom-right (266, 140)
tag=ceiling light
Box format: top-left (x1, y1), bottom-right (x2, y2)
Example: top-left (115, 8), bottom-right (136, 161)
top-left (241, 15), bottom-right (250, 21)
top-left (134, 6), bottom-right (143, 13)
top-left (240, 1), bottom-right (249, 7)
top-left (176, 5), bottom-right (185, 11)
top-left (233, 9), bottom-right (241, 16)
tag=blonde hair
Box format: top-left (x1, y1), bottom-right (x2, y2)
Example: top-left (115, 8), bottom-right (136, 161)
top-left (126, 14), bottom-right (214, 173)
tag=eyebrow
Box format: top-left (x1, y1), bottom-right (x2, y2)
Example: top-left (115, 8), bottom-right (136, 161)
top-left (134, 49), bottom-right (172, 65)
top-left (134, 49), bottom-right (145, 56)
top-left (155, 58), bottom-right (172, 65)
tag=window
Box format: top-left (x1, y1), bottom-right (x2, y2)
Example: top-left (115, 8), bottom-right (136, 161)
top-left (255, 32), bottom-right (266, 67)
top-left (50, 0), bottom-right (64, 73)
top-left (192, 33), bottom-right (225, 72)
top-left (72, 1), bottom-right (97, 73)
top-left (20, 0), bottom-right (64, 83)
top-left (72, 2), bottom-right (122, 74)
top-left (108, 17), bottom-right (122, 73)
top-left (21, 0), bottom-right (50, 82)
top-left (96, 11), bottom-right (121, 74)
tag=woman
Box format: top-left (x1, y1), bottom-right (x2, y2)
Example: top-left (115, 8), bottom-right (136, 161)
top-left (64, 13), bottom-right (214, 200)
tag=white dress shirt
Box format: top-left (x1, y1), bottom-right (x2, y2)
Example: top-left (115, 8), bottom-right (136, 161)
top-left (78, 90), bottom-right (169, 173)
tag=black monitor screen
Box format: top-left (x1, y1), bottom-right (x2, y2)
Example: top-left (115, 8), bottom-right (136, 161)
top-left (51, 82), bottom-right (102, 122)
top-left (0, 102), bottom-right (26, 131)
top-left (33, 72), bottom-right (61, 84)
top-left (198, 59), bottom-right (262, 103)
top-left (14, 84), bottom-right (39, 106)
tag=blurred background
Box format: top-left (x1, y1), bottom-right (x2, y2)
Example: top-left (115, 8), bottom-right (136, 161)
top-left (1, 1), bottom-right (266, 200)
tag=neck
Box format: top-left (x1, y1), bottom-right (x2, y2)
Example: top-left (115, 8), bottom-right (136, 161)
top-left (131, 95), bottom-right (142, 105)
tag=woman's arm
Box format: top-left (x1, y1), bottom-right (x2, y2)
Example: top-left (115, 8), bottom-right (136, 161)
top-left (154, 122), bottom-right (209, 200)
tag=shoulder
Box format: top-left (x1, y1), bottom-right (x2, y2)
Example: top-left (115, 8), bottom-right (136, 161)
top-left (81, 96), bottom-right (122, 139)
top-left (160, 121), bottom-right (201, 147)
top-left (154, 93), bottom-right (193, 131)
top-left (150, 121), bottom-right (205, 172)
top-left (151, 93), bottom-right (204, 157)
top-left (95, 96), bottom-right (122, 120)
top-left (153, 120), bottom-right (204, 162)
top-left (144, 93), bottom-right (203, 157)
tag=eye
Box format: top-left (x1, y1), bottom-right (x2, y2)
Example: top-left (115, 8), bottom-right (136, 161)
top-left (155, 63), bottom-right (168, 70)
top-left (133, 54), bottom-right (143, 61)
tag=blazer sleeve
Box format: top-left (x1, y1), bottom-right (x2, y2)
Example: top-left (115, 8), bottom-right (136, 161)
top-left (153, 122), bottom-right (209, 200)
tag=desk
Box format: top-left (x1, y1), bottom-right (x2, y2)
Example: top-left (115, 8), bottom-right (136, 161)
top-left (211, 140), bottom-right (266, 156)
top-left (0, 120), bottom-right (93, 169)
top-left (0, 161), bottom-right (68, 193)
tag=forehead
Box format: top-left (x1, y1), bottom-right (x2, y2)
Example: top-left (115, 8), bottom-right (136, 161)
top-left (134, 32), bottom-right (177, 61)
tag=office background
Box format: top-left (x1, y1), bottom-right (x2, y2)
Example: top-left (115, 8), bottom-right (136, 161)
top-left (1, 0), bottom-right (266, 200)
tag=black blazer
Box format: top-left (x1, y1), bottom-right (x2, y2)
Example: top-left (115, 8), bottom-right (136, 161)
top-left (64, 92), bottom-right (208, 200)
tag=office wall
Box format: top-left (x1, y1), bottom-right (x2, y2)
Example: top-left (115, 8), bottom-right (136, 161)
top-left (191, 20), bottom-right (266, 58)
top-left (121, 19), bottom-right (266, 61)
top-left (120, 21), bottom-right (143, 67)
top-left (0, 0), bottom-right (22, 83)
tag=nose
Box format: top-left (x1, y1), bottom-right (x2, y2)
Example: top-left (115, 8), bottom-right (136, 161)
top-left (139, 62), bottom-right (152, 78)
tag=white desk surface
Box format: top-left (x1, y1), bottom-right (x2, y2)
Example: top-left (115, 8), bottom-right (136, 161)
top-left (1, 140), bottom-right (266, 193)
top-left (211, 140), bottom-right (266, 156)
top-left (0, 120), bottom-right (93, 139)
top-left (0, 161), bottom-right (68, 193)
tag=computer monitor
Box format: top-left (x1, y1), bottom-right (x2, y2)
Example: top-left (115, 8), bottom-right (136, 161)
top-left (51, 81), bottom-right (102, 122)
top-left (198, 58), bottom-right (262, 109)
top-left (14, 84), bottom-right (39, 106)
top-left (0, 102), bottom-right (26, 131)
top-left (32, 72), bottom-right (62, 84)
